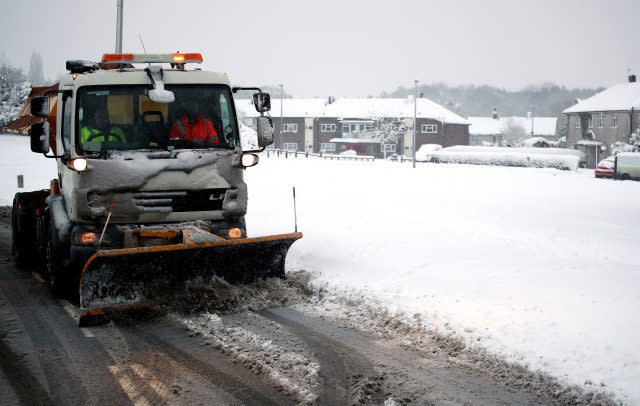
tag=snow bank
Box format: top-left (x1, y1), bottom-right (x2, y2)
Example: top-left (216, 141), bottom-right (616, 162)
top-left (433, 150), bottom-right (580, 170)
top-left (245, 157), bottom-right (640, 405)
top-left (424, 145), bottom-right (585, 170)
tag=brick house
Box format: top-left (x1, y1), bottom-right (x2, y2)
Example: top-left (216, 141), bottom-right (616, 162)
top-left (563, 76), bottom-right (640, 168)
top-left (236, 96), bottom-right (469, 158)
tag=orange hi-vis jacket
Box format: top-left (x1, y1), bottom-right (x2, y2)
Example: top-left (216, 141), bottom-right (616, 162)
top-left (169, 115), bottom-right (219, 145)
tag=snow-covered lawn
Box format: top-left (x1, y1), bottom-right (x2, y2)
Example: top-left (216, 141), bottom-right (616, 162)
top-left (1, 134), bottom-right (639, 403)
top-left (0, 134), bottom-right (57, 205)
top-left (245, 156), bottom-right (640, 405)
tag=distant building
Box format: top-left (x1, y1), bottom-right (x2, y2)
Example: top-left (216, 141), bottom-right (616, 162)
top-left (236, 97), bottom-right (469, 158)
top-left (563, 76), bottom-right (640, 168)
top-left (468, 115), bottom-right (558, 146)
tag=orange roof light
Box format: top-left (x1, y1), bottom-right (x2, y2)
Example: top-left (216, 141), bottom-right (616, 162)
top-left (173, 53), bottom-right (203, 64)
top-left (101, 53), bottom-right (203, 65)
top-left (101, 53), bottom-right (134, 64)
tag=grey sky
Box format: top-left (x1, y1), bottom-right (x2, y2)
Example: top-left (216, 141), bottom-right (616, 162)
top-left (1, 0), bottom-right (638, 97)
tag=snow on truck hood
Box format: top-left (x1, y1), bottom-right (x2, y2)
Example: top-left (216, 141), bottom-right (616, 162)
top-left (66, 149), bottom-right (248, 222)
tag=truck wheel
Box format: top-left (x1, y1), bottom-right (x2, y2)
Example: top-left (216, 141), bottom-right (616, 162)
top-left (45, 218), bottom-right (67, 296)
top-left (11, 195), bottom-right (36, 268)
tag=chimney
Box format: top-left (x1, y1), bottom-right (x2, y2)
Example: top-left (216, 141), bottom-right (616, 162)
top-left (492, 108), bottom-right (499, 119)
top-left (629, 74), bottom-right (637, 83)
top-left (325, 96), bottom-right (335, 105)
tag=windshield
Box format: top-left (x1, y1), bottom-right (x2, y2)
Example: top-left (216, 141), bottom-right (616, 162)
top-left (76, 84), bottom-right (238, 154)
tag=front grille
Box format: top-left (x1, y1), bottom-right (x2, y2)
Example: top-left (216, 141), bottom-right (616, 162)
top-left (133, 189), bottom-right (226, 213)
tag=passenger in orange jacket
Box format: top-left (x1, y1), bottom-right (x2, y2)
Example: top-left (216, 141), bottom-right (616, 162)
top-left (169, 100), bottom-right (219, 145)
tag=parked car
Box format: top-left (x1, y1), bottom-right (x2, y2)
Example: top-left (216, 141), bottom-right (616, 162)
top-left (595, 156), bottom-right (615, 178)
top-left (339, 149), bottom-right (357, 156)
top-left (415, 144), bottom-right (443, 162)
top-left (615, 152), bottom-right (640, 180)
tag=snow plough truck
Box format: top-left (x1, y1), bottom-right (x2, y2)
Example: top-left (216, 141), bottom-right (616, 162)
top-left (11, 52), bottom-right (302, 325)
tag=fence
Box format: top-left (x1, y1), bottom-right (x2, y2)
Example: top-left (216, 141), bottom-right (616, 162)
top-left (265, 149), bottom-right (376, 162)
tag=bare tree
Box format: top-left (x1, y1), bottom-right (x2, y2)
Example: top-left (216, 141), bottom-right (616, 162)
top-left (500, 118), bottom-right (527, 147)
top-left (365, 116), bottom-right (404, 158)
top-left (630, 131), bottom-right (640, 151)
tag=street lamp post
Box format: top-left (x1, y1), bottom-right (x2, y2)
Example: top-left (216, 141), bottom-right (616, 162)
top-left (279, 84), bottom-right (284, 150)
top-left (115, 0), bottom-right (124, 53)
top-left (413, 80), bottom-right (418, 168)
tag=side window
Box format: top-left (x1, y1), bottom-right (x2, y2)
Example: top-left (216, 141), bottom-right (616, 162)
top-left (62, 95), bottom-right (73, 151)
top-left (219, 93), bottom-right (235, 146)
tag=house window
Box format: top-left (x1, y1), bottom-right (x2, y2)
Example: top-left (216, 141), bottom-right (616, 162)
top-left (421, 124), bottom-right (438, 133)
top-left (365, 124), bottom-right (373, 131)
top-left (342, 124), bottom-right (350, 134)
top-left (283, 123), bottom-right (298, 132)
top-left (381, 144), bottom-right (396, 153)
top-left (492, 135), bottom-right (502, 144)
top-left (283, 142), bottom-right (298, 151)
top-left (612, 114), bottom-right (618, 127)
top-left (575, 115), bottom-right (580, 128)
top-left (588, 115), bottom-right (593, 128)
top-left (320, 143), bottom-right (336, 152)
top-left (598, 113), bottom-right (604, 128)
top-left (321, 123), bottom-right (336, 132)
top-left (471, 135), bottom-right (479, 144)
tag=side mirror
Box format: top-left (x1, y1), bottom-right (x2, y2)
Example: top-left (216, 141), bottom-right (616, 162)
top-left (253, 92), bottom-right (271, 113)
top-left (31, 96), bottom-right (49, 117)
top-left (256, 116), bottom-right (274, 148)
top-left (30, 122), bottom-right (50, 154)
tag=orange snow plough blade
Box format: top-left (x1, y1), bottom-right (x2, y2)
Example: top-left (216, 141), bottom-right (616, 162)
top-left (78, 233), bottom-right (302, 321)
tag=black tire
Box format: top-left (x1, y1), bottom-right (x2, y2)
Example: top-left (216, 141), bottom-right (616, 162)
top-left (45, 215), bottom-right (67, 297)
top-left (622, 173), bottom-right (631, 180)
top-left (11, 195), bottom-right (37, 268)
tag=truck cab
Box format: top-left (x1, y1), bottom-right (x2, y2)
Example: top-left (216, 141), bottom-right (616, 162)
top-left (15, 53), bottom-right (290, 304)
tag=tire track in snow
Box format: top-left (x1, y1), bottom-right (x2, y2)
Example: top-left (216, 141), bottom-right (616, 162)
top-left (258, 308), bottom-right (384, 405)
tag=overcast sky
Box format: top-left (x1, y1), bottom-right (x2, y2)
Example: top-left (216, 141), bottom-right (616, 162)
top-left (1, 0), bottom-right (638, 97)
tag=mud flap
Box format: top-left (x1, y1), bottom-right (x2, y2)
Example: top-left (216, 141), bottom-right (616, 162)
top-left (78, 233), bottom-right (302, 320)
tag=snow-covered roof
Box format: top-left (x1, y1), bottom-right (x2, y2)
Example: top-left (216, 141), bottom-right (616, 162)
top-left (468, 116), bottom-right (557, 136)
top-left (236, 97), bottom-right (469, 125)
top-left (235, 98), bottom-right (327, 119)
top-left (563, 82), bottom-right (640, 113)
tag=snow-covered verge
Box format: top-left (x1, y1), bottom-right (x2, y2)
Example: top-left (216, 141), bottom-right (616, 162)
top-left (0, 134), bottom-right (57, 205)
top-left (245, 157), bottom-right (640, 405)
top-left (420, 145), bottom-right (585, 170)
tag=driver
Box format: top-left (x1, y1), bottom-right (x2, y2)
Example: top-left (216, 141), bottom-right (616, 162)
top-left (169, 98), bottom-right (219, 145)
top-left (80, 108), bottom-right (127, 143)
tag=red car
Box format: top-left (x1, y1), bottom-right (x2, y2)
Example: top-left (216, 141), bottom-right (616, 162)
top-left (595, 156), bottom-right (615, 178)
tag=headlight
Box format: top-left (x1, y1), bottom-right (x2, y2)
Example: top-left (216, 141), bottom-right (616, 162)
top-left (66, 158), bottom-right (88, 172)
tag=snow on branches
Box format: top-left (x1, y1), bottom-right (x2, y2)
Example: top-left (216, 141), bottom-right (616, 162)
top-left (0, 64), bottom-right (30, 127)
